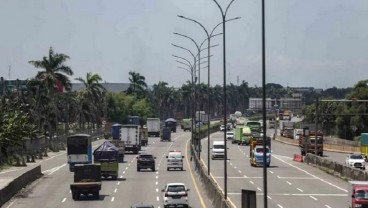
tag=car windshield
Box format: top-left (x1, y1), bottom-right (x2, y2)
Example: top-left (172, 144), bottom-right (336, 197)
top-left (356, 190), bottom-right (368, 200)
top-left (139, 155), bottom-right (153, 159)
top-left (169, 153), bottom-right (182, 159)
top-left (227, 132), bottom-right (233, 135)
top-left (213, 145), bottom-right (224, 149)
top-left (167, 185), bottom-right (185, 192)
top-left (255, 148), bottom-right (270, 153)
top-left (350, 154), bottom-right (363, 159)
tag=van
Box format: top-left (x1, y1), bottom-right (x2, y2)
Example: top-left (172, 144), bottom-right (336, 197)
top-left (211, 141), bottom-right (225, 160)
top-left (166, 150), bottom-right (184, 171)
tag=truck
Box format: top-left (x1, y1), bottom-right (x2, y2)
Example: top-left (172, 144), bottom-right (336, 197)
top-left (67, 134), bottom-right (92, 172)
top-left (246, 121), bottom-right (262, 134)
top-left (299, 131), bottom-right (324, 156)
top-left (128, 116), bottom-right (140, 125)
top-left (181, 118), bottom-right (192, 132)
top-left (103, 121), bottom-right (112, 139)
top-left (348, 181), bottom-right (368, 208)
top-left (140, 127), bottom-right (148, 146)
top-left (196, 111), bottom-right (209, 124)
top-left (360, 133), bottom-right (368, 161)
top-left (161, 127), bottom-right (172, 142)
top-left (70, 164), bottom-right (102, 200)
top-left (109, 140), bottom-right (125, 162)
top-left (280, 121), bottom-right (295, 138)
top-left (165, 118), bottom-right (177, 133)
top-left (93, 141), bottom-right (119, 180)
top-left (111, 124), bottom-right (123, 140)
top-left (249, 136), bottom-right (271, 167)
top-left (234, 125), bottom-right (252, 145)
top-left (147, 118), bottom-right (160, 137)
top-left (282, 110), bottom-right (292, 121)
top-left (120, 125), bottom-right (141, 154)
top-left (235, 117), bottom-right (247, 126)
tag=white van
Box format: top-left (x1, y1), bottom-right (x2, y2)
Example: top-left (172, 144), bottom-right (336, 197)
top-left (166, 150), bottom-right (184, 171)
top-left (211, 141), bottom-right (225, 160)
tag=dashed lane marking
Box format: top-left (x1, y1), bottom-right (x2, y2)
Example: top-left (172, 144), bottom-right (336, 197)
top-left (310, 196), bottom-right (318, 200)
top-left (61, 198), bottom-right (66, 203)
top-left (111, 197), bottom-right (115, 202)
top-left (297, 188), bottom-right (303, 192)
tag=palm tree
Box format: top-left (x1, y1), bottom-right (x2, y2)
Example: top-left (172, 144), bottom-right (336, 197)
top-left (127, 71), bottom-right (147, 98)
top-left (75, 73), bottom-right (106, 130)
top-left (28, 47), bottom-right (73, 150)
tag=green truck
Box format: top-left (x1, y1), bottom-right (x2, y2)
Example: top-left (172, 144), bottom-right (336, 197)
top-left (361, 133), bottom-right (368, 161)
top-left (182, 118), bottom-right (192, 131)
top-left (234, 125), bottom-right (252, 145)
top-left (93, 141), bottom-right (119, 180)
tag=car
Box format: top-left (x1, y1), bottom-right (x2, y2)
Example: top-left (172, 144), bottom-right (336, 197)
top-left (226, 131), bottom-right (234, 140)
top-left (220, 125), bottom-right (225, 131)
top-left (166, 150), bottom-right (184, 171)
top-left (137, 153), bottom-right (156, 171)
top-left (131, 205), bottom-right (154, 208)
top-left (211, 141), bottom-right (225, 160)
top-left (162, 183), bottom-right (190, 208)
top-left (346, 154), bottom-right (366, 170)
top-left (226, 123), bottom-right (233, 130)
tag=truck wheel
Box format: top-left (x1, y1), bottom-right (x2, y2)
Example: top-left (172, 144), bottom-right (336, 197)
top-left (93, 191), bottom-right (99, 200)
top-left (167, 167), bottom-right (170, 171)
top-left (137, 167), bottom-right (140, 172)
top-left (72, 193), bottom-right (78, 200)
top-left (152, 167), bottom-right (155, 172)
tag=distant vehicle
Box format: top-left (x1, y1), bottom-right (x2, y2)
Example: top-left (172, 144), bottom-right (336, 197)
top-left (109, 139), bottom-right (125, 162)
top-left (147, 118), bottom-right (160, 137)
top-left (70, 164), bottom-right (102, 200)
top-left (226, 123), bottom-right (233, 130)
top-left (111, 124), bottom-right (123, 140)
top-left (67, 134), bottom-right (92, 172)
top-left (299, 131), bottom-right (323, 156)
top-left (161, 127), bottom-right (172, 142)
top-left (131, 205), bottom-right (154, 208)
top-left (162, 183), bottom-right (190, 208)
top-left (166, 150), bottom-right (184, 171)
top-left (165, 118), bottom-right (177, 132)
top-left (211, 141), bottom-right (225, 160)
top-left (348, 181), bottom-right (368, 208)
top-left (220, 125), bottom-right (225, 131)
top-left (234, 126), bottom-right (252, 145)
top-left (249, 137), bottom-right (271, 167)
top-left (182, 118), bottom-right (192, 132)
top-left (137, 153), bottom-right (156, 172)
top-left (360, 133), bottom-right (368, 161)
top-left (346, 154), bottom-right (366, 170)
top-left (128, 116), bottom-right (140, 125)
top-left (226, 131), bottom-right (234, 140)
top-left (121, 125), bottom-right (141, 154)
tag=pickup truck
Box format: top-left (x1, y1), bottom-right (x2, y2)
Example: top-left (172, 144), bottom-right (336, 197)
top-left (70, 164), bottom-right (102, 200)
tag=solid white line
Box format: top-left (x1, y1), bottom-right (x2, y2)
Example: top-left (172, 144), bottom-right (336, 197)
top-left (227, 193), bottom-right (347, 196)
top-left (114, 188), bottom-right (117, 193)
top-left (5, 200), bottom-right (16, 208)
top-left (111, 197), bottom-right (115, 202)
top-left (272, 154), bottom-right (348, 192)
top-left (277, 176), bottom-right (317, 180)
top-left (297, 188), bottom-right (303, 192)
top-left (310, 196), bottom-right (318, 200)
top-left (277, 204), bottom-right (283, 208)
top-left (61, 198), bottom-right (66, 203)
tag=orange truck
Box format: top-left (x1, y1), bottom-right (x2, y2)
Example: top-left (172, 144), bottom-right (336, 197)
top-left (299, 131), bottom-right (324, 156)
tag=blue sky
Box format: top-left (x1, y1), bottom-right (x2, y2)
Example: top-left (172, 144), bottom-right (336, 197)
top-left (0, 0), bottom-right (367, 89)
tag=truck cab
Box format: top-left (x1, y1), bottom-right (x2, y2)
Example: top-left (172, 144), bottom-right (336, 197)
top-left (348, 181), bottom-right (368, 208)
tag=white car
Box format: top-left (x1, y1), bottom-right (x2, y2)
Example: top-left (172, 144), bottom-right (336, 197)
top-left (166, 150), bottom-right (184, 171)
top-left (220, 125), bottom-right (225, 131)
top-left (226, 131), bottom-right (234, 140)
top-left (346, 154), bottom-right (366, 170)
top-left (162, 183), bottom-right (190, 208)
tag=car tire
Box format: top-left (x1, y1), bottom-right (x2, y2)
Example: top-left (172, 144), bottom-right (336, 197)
top-left (167, 167), bottom-right (169, 171)
top-left (137, 168), bottom-right (140, 172)
top-left (152, 167), bottom-right (155, 172)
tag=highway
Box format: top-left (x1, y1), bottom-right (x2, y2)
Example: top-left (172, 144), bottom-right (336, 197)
top-left (200, 130), bottom-right (350, 208)
top-left (5, 131), bottom-right (211, 208)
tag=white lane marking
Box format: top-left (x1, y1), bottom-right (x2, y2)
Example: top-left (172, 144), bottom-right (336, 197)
top-left (157, 196), bottom-right (160, 201)
top-left (277, 204), bottom-right (283, 208)
top-left (213, 176), bottom-right (262, 179)
top-left (120, 175), bottom-right (123, 179)
top-left (310, 196), bottom-right (318, 200)
top-left (156, 171), bottom-right (159, 174)
top-left (238, 170), bottom-right (242, 173)
top-left (230, 162), bottom-right (233, 166)
top-left (297, 188), bottom-right (303, 192)
top-left (69, 190), bottom-right (71, 193)
top-left (243, 174), bottom-right (248, 178)
top-left (111, 197), bottom-right (115, 202)
top-left (156, 175), bottom-right (158, 179)
top-left (325, 205), bottom-right (332, 208)
top-left (277, 176), bottom-right (317, 180)
top-left (249, 181), bottom-right (254, 185)
top-left (286, 181), bottom-right (292, 185)
top-left (117, 182), bottom-right (120, 185)
top-left (61, 198), bottom-right (66, 203)
top-left (269, 171), bottom-right (274, 174)
top-left (273, 154), bottom-right (348, 192)
top-left (234, 166), bottom-right (237, 169)
top-left (114, 188), bottom-right (117, 193)
top-left (156, 188), bottom-right (159, 192)
top-left (156, 181), bottom-right (158, 185)
top-left (125, 167), bottom-right (128, 170)
top-left (227, 193), bottom-right (347, 196)
top-left (5, 200), bottom-right (16, 208)
top-left (267, 195), bottom-right (272, 199)
top-left (42, 164), bottom-right (67, 176)
top-left (123, 171), bottom-right (125, 174)
top-left (257, 187), bottom-right (262, 192)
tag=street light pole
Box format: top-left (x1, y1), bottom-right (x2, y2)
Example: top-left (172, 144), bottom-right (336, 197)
top-left (212, 0), bottom-right (236, 200)
top-left (177, 15), bottom-right (240, 176)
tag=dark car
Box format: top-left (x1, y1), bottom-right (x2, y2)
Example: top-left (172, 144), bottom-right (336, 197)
top-left (137, 154), bottom-right (156, 171)
top-left (131, 205), bottom-right (154, 208)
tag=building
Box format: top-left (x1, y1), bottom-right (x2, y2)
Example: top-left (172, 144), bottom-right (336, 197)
top-left (249, 97), bottom-right (303, 112)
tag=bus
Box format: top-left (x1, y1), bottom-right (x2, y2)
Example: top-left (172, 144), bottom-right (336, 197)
top-left (67, 134), bottom-right (92, 172)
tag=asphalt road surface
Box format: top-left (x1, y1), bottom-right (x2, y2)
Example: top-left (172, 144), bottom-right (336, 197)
top-left (4, 131), bottom-right (211, 208)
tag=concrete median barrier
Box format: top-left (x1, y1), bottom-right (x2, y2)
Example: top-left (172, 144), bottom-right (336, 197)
top-left (0, 165), bottom-right (42, 207)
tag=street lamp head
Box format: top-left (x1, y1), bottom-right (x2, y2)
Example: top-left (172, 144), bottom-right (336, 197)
top-left (178, 15), bottom-right (184, 18)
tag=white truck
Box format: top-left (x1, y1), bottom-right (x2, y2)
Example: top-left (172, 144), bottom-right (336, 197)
top-left (348, 181), bottom-right (368, 208)
top-left (147, 118), bottom-right (160, 137)
top-left (120, 125), bottom-right (141, 154)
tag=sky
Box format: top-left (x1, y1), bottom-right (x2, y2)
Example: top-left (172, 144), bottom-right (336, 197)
top-left (0, 0), bottom-right (367, 89)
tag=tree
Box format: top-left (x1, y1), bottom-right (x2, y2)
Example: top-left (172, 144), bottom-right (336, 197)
top-left (126, 71), bottom-right (148, 98)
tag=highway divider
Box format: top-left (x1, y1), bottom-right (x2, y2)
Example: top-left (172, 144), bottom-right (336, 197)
top-left (0, 165), bottom-right (42, 207)
top-left (304, 153), bottom-right (368, 181)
